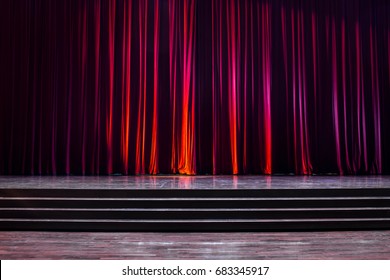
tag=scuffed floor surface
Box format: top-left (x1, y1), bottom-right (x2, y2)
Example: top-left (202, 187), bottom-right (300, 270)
top-left (1, 175), bottom-right (390, 190)
top-left (0, 231), bottom-right (389, 259)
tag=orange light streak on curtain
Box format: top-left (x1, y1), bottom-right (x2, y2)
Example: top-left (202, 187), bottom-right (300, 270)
top-left (211, 0), bottom-right (224, 174)
top-left (168, 0), bottom-right (178, 173)
top-left (212, 0), bottom-right (272, 174)
top-left (120, 0), bottom-right (132, 174)
top-left (226, 0), bottom-right (239, 174)
top-left (178, 0), bottom-right (196, 174)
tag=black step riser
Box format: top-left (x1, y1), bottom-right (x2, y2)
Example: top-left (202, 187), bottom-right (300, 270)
top-left (2, 189), bottom-right (390, 198)
top-left (1, 199), bottom-right (389, 208)
top-left (1, 188), bottom-right (389, 231)
top-left (1, 210), bottom-right (390, 219)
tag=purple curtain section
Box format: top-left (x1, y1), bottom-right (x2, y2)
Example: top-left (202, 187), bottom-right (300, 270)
top-left (1, 0), bottom-right (390, 175)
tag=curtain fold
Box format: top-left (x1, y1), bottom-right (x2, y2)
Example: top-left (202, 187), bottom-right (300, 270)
top-left (1, 0), bottom-right (389, 175)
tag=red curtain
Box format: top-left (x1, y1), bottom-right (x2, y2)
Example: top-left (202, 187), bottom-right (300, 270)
top-left (1, 0), bottom-right (390, 175)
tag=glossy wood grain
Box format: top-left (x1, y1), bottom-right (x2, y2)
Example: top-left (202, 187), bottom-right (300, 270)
top-left (0, 231), bottom-right (389, 259)
top-left (1, 175), bottom-right (390, 190)
top-left (1, 176), bottom-right (389, 259)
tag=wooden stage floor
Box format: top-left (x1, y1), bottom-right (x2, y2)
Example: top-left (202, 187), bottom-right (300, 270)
top-left (1, 230), bottom-right (390, 259)
top-left (0, 176), bottom-right (389, 259)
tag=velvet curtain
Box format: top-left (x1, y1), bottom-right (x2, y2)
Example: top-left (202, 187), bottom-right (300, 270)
top-left (1, 0), bottom-right (390, 175)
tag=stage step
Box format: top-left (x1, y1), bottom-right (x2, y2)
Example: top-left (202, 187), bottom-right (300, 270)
top-left (0, 188), bottom-right (389, 231)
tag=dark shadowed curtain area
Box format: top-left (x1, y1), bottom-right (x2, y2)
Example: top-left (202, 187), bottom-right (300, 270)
top-left (1, 0), bottom-right (390, 175)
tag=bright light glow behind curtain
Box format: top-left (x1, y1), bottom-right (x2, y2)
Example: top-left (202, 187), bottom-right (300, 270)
top-left (1, 0), bottom-right (390, 175)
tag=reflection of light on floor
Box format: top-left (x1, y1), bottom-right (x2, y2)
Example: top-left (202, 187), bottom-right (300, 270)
top-left (1, 175), bottom-right (390, 190)
top-left (1, 231), bottom-right (390, 259)
top-left (266, 176), bottom-right (272, 189)
top-left (177, 176), bottom-right (194, 190)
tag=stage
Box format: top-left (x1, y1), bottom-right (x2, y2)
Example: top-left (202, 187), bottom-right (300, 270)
top-left (1, 230), bottom-right (390, 259)
top-left (0, 176), bottom-right (389, 232)
top-left (0, 175), bottom-right (389, 259)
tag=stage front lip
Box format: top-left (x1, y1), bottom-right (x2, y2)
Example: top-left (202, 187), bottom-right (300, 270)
top-left (0, 175), bottom-right (390, 190)
top-left (0, 176), bottom-right (389, 232)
